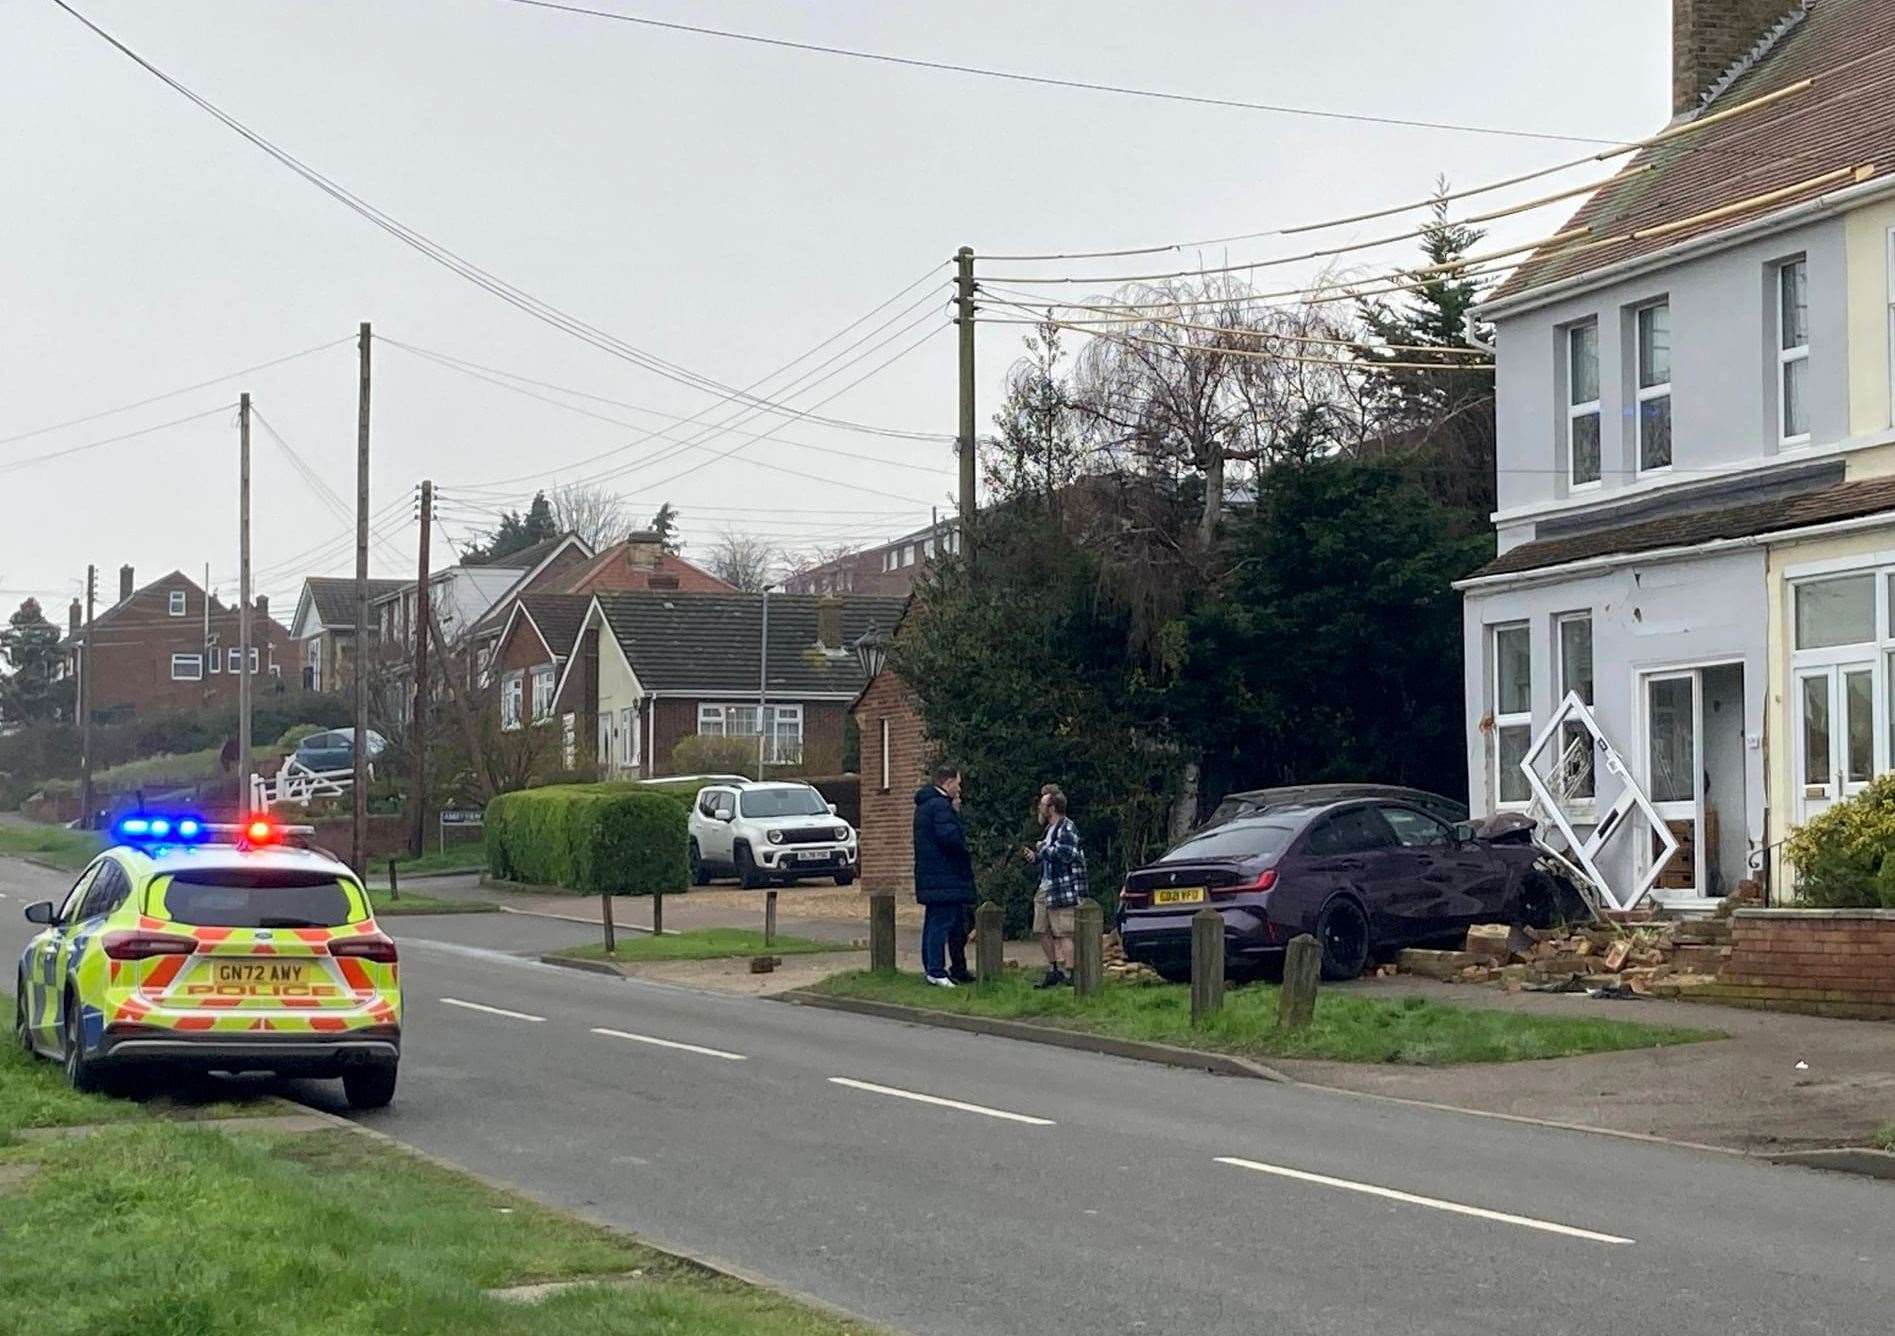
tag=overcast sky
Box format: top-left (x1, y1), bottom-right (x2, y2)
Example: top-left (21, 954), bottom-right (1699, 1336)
top-left (0, 0), bottom-right (1669, 622)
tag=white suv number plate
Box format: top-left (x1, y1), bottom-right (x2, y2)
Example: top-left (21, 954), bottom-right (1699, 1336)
top-left (796, 850), bottom-right (830, 861)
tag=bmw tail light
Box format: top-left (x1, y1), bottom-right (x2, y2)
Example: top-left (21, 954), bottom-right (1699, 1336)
top-left (1211, 869), bottom-right (1278, 896)
top-left (330, 935), bottom-right (399, 964)
top-left (1118, 881), bottom-right (1149, 907)
top-left (101, 931), bottom-right (196, 961)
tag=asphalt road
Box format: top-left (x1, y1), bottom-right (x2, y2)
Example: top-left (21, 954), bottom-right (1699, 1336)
top-left (4, 857), bottom-right (1891, 1335)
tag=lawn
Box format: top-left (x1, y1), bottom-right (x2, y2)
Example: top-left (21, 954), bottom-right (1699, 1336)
top-left (367, 888), bottom-right (498, 917)
top-left (384, 841), bottom-right (489, 878)
top-left (556, 928), bottom-right (848, 963)
top-left (0, 1126), bottom-right (859, 1335)
top-left (0, 823), bottom-right (100, 872)
top-left (1876, 1122), bottom-right (1895, 1152)
top-left (812, 971), bottom-right (1720, 1066)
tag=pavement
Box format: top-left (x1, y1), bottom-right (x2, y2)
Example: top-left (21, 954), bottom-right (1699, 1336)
top-left (4, 855), bottom-right (1894, 1335)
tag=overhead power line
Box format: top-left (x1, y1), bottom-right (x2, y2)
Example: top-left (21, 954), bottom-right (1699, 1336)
top-left (49, 1), bottom-right (943, 446)
top-left (0, 404), bottom-right (234, 476)
top-left (497, 0), bottom-right (1640, 147)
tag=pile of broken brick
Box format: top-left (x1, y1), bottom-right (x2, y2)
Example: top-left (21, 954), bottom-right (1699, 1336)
top-left (1390, 917), bottom-right (1733, 997)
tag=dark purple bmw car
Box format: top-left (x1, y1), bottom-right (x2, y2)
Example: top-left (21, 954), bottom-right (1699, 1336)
top-left (1118, 796), bottom-right (1580, 982)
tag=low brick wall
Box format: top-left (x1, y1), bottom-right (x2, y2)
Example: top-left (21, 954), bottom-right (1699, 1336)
top-left (1696, 909), bottom-right (1895, 1021)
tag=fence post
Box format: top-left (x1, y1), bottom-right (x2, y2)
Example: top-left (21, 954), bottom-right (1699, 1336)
top-left (869, 892), bottom-right (897, 974)
top-left (601, 892), bottom-right (617, 956)
top-left (386, 858), bottom-right (399, 902)
top-left (1190, 908), bottom-right (1224, 1025)
top-left (975, 901), bottom-right (1004, 982)
top-left (1072, 900), bottom-right (1104, 998)
top-left (765, 889), bottom-right (778, 947)
top-left (1278, 933), bottom-right (1321, 1031)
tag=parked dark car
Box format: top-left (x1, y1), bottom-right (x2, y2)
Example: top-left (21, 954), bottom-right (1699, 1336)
top-left (1119, 797), bottom-right (1580, 983)
top-left (291, 728), bottom-right (386, 776)
top-left (1201, 784), bottom-right (1467, 831)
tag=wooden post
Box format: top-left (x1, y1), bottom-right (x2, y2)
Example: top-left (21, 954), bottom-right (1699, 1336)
top-left (869, 892), bottom-right (897, 974)
top-left (352, 322), bottom-right (371, 877)
top-left (408, 479), bottom-right (433, 858)
top-left (765, 889), bottom-right (778, 947)
top-left (652, 888), bottom-right (664, 938)
top-left (386, 858), bottom-right (399, 902)
top-left (601, 892), bottom-right (616, 956)
top-left (1190, 908), bottom-right (1224, 1025)
top-left (974, 901), bottom-right (1004, 982)
top-left (1072, 900), bottom-right (1104, 998)
top-left (1278, 933), bottom-right (1321, 1031)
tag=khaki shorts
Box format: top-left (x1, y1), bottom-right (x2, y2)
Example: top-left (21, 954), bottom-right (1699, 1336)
top-left (1033, 890), bottom-right (1075, 938)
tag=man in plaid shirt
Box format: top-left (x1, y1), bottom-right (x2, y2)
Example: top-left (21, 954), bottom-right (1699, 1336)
top-left (1024, 789), bottom-right (1087, 988)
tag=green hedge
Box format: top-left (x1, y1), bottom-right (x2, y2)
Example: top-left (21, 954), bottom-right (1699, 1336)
top-left (486, 784), bottom-right (688, 895)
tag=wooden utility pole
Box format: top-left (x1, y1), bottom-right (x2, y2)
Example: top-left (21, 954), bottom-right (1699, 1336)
top-left (79, 564), bottom-right (95, 827)
top-left (237, 393), bottom-right (253, 807)
top-left (352, 322), bottom-right (372, 875)
top-left (408, 480), bottom-right (433, 857)
top-left (954, 246), bottom-right (977, 569)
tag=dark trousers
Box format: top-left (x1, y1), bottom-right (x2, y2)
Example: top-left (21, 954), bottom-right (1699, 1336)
top-left (921, 903), bottom-right (970, 979)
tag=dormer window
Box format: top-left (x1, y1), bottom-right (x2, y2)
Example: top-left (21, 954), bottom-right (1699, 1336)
top-left (1635, 301), bottom-right (1672, 474)
top-left (1778, 258), bottom-right (1809, 444)
top-left (1567, 321), bottom-right (1601, 488)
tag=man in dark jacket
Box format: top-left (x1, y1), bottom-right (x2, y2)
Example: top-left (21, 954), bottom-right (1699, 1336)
top-left (913, 765), bottom-right (975, 986)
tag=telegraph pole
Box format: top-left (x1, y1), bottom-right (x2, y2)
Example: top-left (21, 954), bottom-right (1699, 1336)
top-left (955, 245), bottom-right (977, 570)
top-left (352, 322), bottom-right (371, 876)
top-left (237, 393), bottom-right (253, 808)
top-left (79, 564), bottom-right (95, 827)
top-left (409, 480), bottom-right (433, 857)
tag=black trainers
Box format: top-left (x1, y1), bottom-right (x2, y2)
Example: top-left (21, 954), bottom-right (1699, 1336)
top-left (1034, 967), bottom-right (1067, 989)
top-left (948, 968), bottom-right (976, 985)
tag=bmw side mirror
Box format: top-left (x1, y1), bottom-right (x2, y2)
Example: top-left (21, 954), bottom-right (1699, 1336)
top-left (23, 901), bottom-right (55, 926)
top-left (1451, 821), bottom-right (1478, 845)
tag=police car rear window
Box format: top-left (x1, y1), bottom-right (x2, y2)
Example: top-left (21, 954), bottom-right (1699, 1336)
top-left (159, 869), bottom-right (358, 928)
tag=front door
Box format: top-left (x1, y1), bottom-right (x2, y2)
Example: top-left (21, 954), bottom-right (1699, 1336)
top-left (1795, 661), bottom-right (1875, 823)
top-left (1644, 671), bottom-right (1703, 900)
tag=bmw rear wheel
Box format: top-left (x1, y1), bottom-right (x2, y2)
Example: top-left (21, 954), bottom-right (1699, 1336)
top-left (1316, 900), bottom-right (1371, 981)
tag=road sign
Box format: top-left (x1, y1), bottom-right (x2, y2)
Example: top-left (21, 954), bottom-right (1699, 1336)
top-left (438, 808), bottom-right (484, 853)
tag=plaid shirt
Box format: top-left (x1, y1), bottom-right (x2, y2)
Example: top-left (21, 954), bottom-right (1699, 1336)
top-left (1037, 817), bottom-right (1088, 909)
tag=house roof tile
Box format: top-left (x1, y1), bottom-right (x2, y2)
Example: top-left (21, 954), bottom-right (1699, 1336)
top-left (594, 591), bottom-right (906, 696)
top-left (304, 576), bottom-right (408, 628)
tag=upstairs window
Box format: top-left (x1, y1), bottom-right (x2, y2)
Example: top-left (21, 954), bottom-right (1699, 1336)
top-left (168, 590), bottom-right (186, 616)
top-left (1778, 258), bottom-right (1810, 443)
top-left (1567, 322), bottom-right (1601, 488)
top-left (1636, 301), bottom-right (1672, 473)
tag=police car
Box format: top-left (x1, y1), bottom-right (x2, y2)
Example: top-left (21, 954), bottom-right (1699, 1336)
top-left (13, 814), bottom-right (402, 1108)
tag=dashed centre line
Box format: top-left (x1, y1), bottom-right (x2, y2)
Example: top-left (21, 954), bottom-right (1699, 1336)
top-left (439, 997), bottom-right (546, 1023)
top-left (828, 1077), bottom-right (1055, 1126)
top-left (1215, 1157), bottom-right (1633, 1245)
top-left (592, 1027), bottom-right (747, 1061)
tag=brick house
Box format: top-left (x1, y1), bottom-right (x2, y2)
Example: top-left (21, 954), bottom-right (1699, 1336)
top-left (849, 661), bottom-right (931, 894)
top-left (782, 520), bottom-right (960, 596)
top-left (552, 590), bottom-right (903, 778)
top-left (289, 576), bottom-right (408, 693)
top-left (62, 567), bottom-right (294, 724)
top-left (490, 594), bottom-right (591, 762)
top-left (466, 531), bottom-right (732, 685)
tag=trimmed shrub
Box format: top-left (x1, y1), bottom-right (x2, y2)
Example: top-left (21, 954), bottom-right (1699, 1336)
top-left (486, 783), bottom-right (688, 895)
top-left (276, 723), bottom-right (327, 749)
top-left (1784, 773), bottom-right (1895, 909)
top-left (670, 733), bottom-right (759, 777)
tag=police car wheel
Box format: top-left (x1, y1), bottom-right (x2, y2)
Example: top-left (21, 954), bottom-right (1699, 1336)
top-left (344, 1064), bottom-right (398, 1110)
top-left (13, 984), bottom-right (32, 1057)
top-left (62, 994), bottom-right (102, 1094)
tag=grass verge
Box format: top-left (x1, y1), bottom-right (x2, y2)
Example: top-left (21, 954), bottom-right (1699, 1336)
top-left (0, 1124), bottom-right (860, 1334)
top-left (1875, 1122), bottom-right (1895, 1152)
top-left (555, 929), bottom-right (848, 963)
top-left (367, 889), bottom-right (498, 916)
top-left (811, 971), bottom-right (1720, 1065)
top-left (0, 823), bottom-right (100, 872)
top-left (386, 842), bottom-right (489, 877)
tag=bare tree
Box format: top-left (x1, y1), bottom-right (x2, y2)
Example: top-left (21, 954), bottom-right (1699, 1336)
top-left (549, 483), bottom-right (631, 550)
top-left (705, 528), bottom-right (775, 593)
top-left (777, 541), bottom-right (867, 592)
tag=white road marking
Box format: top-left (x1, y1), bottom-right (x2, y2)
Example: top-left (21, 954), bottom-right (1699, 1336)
top-left (1215, 1157), bottom-right (1632, 1245)
top-left (828, 1077), bottom-right (1055, 1126)
top-left (439, 997), bottom-right (546, 1023)
top-left (591, 1027), bottom-right (747, 1061)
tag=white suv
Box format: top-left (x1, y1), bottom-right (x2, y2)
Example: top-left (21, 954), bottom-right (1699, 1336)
top-left (688, 781), bottom-right (858, 888)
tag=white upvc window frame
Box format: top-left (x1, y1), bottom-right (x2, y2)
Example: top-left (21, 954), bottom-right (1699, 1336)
top-left (1565, 321), bottom-right (1602, 491)
top-left (1553, 610), bottom-right (1596, 803)
top-left (1778, 257), bottom-right (1811, 446)
top-left (529, 664), bottom-right (556, 722)
top-left (1634, 300), bottom-right (1673, 476)
top-left (698, 701), bottom-right (804, 764)
top-left (208, 646), bottom-right (222, 674)
top-left (501, 671), bottom-right (524, 730)
top-left (879, 716), bottom-right (891, 792)
top-left (168, 590), bottom-right (186, 616)
top-left (169, 652), bottom-right (203, 681)
top-left (1489, 621), bottom-right (1532, 811)
top-left (1886, 227), bottom-right (1895, 429)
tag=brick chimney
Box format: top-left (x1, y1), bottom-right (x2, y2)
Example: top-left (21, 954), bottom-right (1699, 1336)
top-left (254, 595), bottom-right (268, 622)
top-left (68, 599), bottom-right (81, 634)
top-left (816, 596), bottom-right (843, 650)
top-left (118, 564), bottom-right (134, 602)
top-left (622, 531), bottom-right (663, 572)
top-left (1673, 0), bottom-right (1800, 115)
